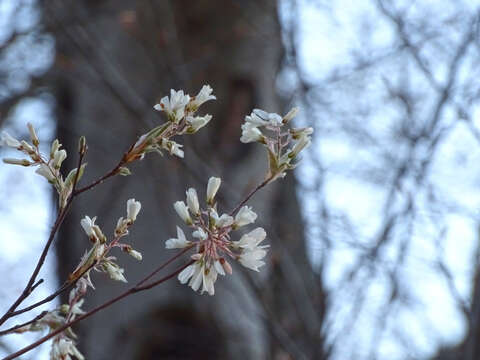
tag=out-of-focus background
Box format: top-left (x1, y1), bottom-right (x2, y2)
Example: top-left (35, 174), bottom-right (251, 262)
top-left (1, 0), bottom-right (480, 359)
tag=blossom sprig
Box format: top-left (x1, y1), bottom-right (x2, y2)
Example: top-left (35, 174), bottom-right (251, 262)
top-left (69, 198), bottom-right (142, 286)
top-left (166, 177), bottom-right (268, 296)
top-left (0, 125), bottom-right (87, 209)
top-left (18, 199), bottom-right (142, 358)
top-left (240, 108), bottom-right (313, 182)
top-left (123, 85), bottom-right (215, 164)
top-left (13, 300), bottom-right (85, 360)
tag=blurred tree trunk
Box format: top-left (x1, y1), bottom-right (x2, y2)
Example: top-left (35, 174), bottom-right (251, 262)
top-left (44, 0), bottom-right (325, 359)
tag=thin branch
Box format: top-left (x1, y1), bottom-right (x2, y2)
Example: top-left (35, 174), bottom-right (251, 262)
top-left (229, 176), bottom-right (271, 216)
top-left (4, 261), bottom-right (193, 360)
top-left (0, 312), bottom-right (48, 337)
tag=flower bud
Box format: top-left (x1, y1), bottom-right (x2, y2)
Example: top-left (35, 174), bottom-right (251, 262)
top-left (53, 149), bottom-right (67, 169)
top-left (282, 107), bottom-right (299, 124)
top-left (186, 188), bottom-right (200, 215)
top-left (27, 123), bottom-right (39, 147)
top-left (174, 201), bottom-right (192, 225)
top-left (78, 136), bottom-right (87, 155)
top-left (50, 139), bottom-right (61, 159)
top-left (118, 166), bottom-right (131, 176)
top-left (126, 198), bottom-right (141, 222)
top-left (128, 249), bottom-right (142, 261)
top-left (2, 158), bottom-right (31, 166)
top-left (206, 177), bottom-right (221, 205)
top-left (289, 134), bottom-right (311, 158)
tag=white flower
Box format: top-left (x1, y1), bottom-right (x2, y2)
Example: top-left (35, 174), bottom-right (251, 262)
top-left (206, 176), bottom-right (221, 204)
top-left (154, 89), bottom-right (190, 122)
top-left (53, 149), bottom-right (67, 169)
top-left (166, 226), bottom-right (191, 249)
top-left (80, 216), bottom-right (96, 238)
top-left (238, 247), bottom-right (268, 272)
top-left (0, 131), bottom-right (21, 148)
top-left (245, 113), bottom-right (268, 127)
top-left (192, 227), bottom-right (208, 240)
top-left (103, 262), bottom-right (127, 283)
top-left (234, 227), bottom-right (266, 249)
top-left (178, 261), bottom-right (218, 296)
top-left (252, 109), bottom-right (283, 126)
top-left (282, 107), bottom-right (299, 123)
top-left (173, 201), bottom-right (192, 224)
top-left (240, 122), bottom-right (263, 143)
top-left (35, 163), bottom-right (56, 182)
top-left (126, 198), bottom-right (141, 222)
top-left (186, 188), bottom-right (200, 215)
top-left (186, 114), bottom-right (212, 132)
top-left (189, 85), bottom-right (216, 110)
top-left (51, 337), bottom-right (84, 360)
top-left (234, 206), bottom-right (257, 227)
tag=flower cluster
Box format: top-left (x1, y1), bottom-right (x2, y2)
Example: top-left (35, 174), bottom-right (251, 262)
top-left (70, 198), bottom-right (142, 285)
top-left (0, 126), bottom-right (86, 209)
top-left (14, 300), bottom-right (85, 360)
top-left (15, 199), bottom-right (142, 359)
top-left (165, 177), bottom-right (268, 295)
top-left (124, 85), bottom-right (215, 163)
top-left (240, 108), bottom-right (313, 182)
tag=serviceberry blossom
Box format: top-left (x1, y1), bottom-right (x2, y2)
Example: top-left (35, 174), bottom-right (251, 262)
top-left (166, 226), bottom-right (192, 249)
top-left (240, 107), bottom-right (313, 182)
top-left (154, 89), bottom-right (190, 123)
top-left (0, 123), bottom-right (87, 209)
top-left (72, 199), bottom-right (143, 285)
top-left (166, 176), bottom-right (268, 296)
top-left (187, 84), bottom-right (216, 111)
top-left (125, 85), bottom-right (215, 164)
top-left (51, 337), bottom-right (84, 360)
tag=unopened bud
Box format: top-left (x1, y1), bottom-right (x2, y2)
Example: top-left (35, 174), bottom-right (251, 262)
top-left (128, 249), bottom-right (142, 261)
top-left (282, 107), bottom-right (299, 124)
top-left (20, 140), bottom-right (35, 154)
top-left (53, 149), bottom-right (67, 169)
top-left (27, 123), bottom-right (39, 147)
top-left (78, 136), bottom-right (87, 156)
top-left (3, 158), bottom-right (31, 166)
top-left (50, 139), bottom-right (61, 159)
top-left (118, 166), bottom-right (131, 176)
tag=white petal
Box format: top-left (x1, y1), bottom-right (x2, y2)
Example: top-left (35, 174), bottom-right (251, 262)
top-left (178, 264), bottom-right (195, 284)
